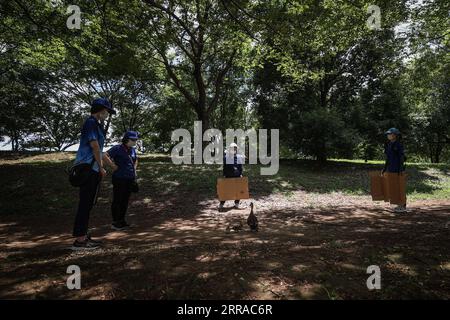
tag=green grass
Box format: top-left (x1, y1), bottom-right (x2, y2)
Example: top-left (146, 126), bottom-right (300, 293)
top-left (0, 152), bottom-right (449, 216)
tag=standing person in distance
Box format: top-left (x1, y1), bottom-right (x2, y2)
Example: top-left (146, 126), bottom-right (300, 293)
top-left (105, 131), bottom-right (140, 230)
top-left (382, 127), bottom-right (407, 213)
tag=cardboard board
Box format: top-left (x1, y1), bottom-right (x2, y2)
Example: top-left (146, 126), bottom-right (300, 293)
top-left (217, 177), bottom-right (250, 201)
top-left (369, 171), bottom-right (385, 201)
top-left (382, 172), bottom-right (390, 202)
top-left (397, 172), bottom-right (407, 206)
top-left (385, 172), bottom-right (407, 205)
top-left (369, 171), bottom-right (407, 205)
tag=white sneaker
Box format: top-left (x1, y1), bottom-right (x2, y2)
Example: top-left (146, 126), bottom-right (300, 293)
top-left (394, 205), bottom-right (407, 213)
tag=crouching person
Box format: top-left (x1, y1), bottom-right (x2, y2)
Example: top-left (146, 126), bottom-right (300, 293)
top-left (219, 142), bottom-right (245, 211)
top-left (104, 131), bottom-right (139, 230)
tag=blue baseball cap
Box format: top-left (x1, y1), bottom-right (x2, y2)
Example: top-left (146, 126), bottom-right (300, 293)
top-left (385, 128), bottom-right (401, 135)
top-left (123, 131), bottom-right (139, 140)
top-left (92, 98), bottom-right (116, 115)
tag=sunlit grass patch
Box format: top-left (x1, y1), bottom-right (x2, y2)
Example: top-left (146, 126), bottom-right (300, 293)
top-left (0, 152), bottom-right (449, 216)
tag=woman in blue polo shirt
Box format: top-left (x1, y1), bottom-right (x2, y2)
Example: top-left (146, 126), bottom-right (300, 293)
top-left (105, 131), bottom-right (139, 230)
top-left (72, 98), bottom-right (116, 250)
top-left (382, 128), bottom-right (407, 213)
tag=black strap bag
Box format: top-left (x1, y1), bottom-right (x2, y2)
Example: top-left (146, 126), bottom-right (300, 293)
top-left (67, 159), bottom-right (95, 187)
top-left (67, 118), bottom-right (103, 187)
top-left (130, 180), bottom-right (139, 193)
top-left (122, 145), bottom-right (139, 193)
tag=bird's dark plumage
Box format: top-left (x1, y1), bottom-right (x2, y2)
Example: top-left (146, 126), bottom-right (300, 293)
top-left (247, 202), bottom-right (258, 231)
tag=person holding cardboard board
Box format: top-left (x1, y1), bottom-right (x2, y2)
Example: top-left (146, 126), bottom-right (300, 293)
top-left (382, 128), bottom-right (407, 213)
top-left (218, 143), bottom-right (245, 211)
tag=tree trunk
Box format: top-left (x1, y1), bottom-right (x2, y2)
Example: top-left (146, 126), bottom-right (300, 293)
top-left (435, 143), bottom-right (442, 164)
top-left (316, 153), bottom-right (327, 163)
top-left (429, 146), bottom-right (434, 163)
top-left (11, 134), bottom-right (19, 152)
top-left (197, 109), bottom-right (209, 132)
top-left (316, 142), bottom-right (327, 163)
top-left (197, 110), bottom-right (210, 151)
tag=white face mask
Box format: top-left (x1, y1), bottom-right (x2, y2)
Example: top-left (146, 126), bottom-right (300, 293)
top-left (98, 110), bottom-right (109, 121)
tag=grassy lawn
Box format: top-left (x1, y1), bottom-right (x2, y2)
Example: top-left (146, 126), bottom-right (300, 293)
top-left (1, 152), bottom-right (449, 216)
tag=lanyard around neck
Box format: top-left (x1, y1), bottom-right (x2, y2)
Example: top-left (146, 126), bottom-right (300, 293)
top-left (121, 144), bottom-right (136, 175)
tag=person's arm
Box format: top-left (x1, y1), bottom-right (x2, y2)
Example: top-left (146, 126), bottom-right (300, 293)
top-left (103, 152), bottom-right (118, 171)
top-left (223, 156), bottom-right (226, 177)
top-left (85, 119), bottom-right (106, 176)
top-left (237, 163), bottom-right (243, 177)
top-left (382, 143), bottom-right (388, 175)
top-left (90, 140), bottom-right (106, 177)
top-left (398, 143), bottom-right (405, 173)
top-left (238, 154), bottom-right (243, 177)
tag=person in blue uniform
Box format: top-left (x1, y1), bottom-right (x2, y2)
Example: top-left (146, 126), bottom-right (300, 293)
top-left (105, 131), bottom-right (139, 230)
top-left (382, 127), bottom-right (407, 213)
top-left (72, 98), bottom-right (116, 250)
top-left (219, 143), bottom-right (245, 211)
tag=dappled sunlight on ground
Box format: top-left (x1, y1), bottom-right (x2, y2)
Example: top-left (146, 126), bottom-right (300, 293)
top-left (1, 194), bottom-right (449, 299)
top-left (0, 153), bottom-right (449, 299)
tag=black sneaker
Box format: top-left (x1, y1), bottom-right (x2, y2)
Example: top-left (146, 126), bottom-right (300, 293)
top-left (71, 239), bottom-right (101, 251)
top-left (86, 234), bottom-right (103, 245)
top-left (111, 222), bottom-right (129, 231)
top-left (123, 221), bottom-right (131, 228)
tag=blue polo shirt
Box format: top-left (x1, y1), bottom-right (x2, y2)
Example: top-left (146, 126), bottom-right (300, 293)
top-left (384, 140), bottom-right (405, 173)
top-left (107, 144), bottom-right (137, 180)
top-left (74, 116), bottom-right (105, 172)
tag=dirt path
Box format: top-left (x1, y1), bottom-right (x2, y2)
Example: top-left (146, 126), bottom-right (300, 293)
top-left (1, 191), bottom-right (449, 299)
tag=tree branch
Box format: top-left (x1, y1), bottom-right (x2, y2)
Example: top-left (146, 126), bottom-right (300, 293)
top-left (208, 48), bottom-right (237, 114)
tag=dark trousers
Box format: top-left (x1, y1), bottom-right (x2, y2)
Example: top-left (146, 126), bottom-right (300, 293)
top-left (220, 175), bottom-right (241, 205)
top-left (73, 170), bottom-right (101, 237)
top-left (220, 200), bottom-right (240, 205)
top-left (111, 177), bottom-right (133, 224)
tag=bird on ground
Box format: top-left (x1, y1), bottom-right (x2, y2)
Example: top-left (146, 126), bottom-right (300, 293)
top-left (246, 202), bottom-right (258, 232)
top-left (226, 221), bottom-right (243, 233)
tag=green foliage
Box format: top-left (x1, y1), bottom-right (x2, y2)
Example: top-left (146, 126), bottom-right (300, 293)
top-left (0, 0), bottom-right (448, 163)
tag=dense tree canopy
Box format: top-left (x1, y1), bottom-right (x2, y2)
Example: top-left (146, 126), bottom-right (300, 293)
top-left (0, 0), bottom-right (448, 162)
